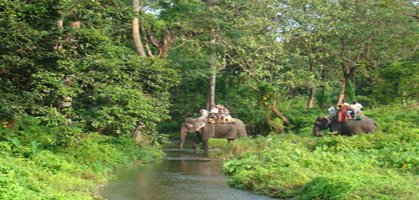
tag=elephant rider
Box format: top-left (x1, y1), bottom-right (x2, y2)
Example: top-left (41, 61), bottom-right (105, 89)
top-left (209, 106), bottom-right (219, 117)
top-left (342, 100), bottom-right (350, 106)
top-left (348, 101), bottom-right (363, 119)
top-left (198, 108), bottom-right (209, 121)
top-left (207, 106), bottom-right (219, 123)
top-left (218, 105), bottom-right (232, 123)
top-left (337, 100), bottom-right (350, 122)
top-left (328, 106), bottom-right (336, 117)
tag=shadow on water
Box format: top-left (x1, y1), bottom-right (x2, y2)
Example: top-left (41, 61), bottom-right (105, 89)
top-left (100, 148), bottom-right (274, 200)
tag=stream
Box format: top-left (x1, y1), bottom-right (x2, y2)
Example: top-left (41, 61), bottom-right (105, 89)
top-left (100, 148), bottom-right (274, 200)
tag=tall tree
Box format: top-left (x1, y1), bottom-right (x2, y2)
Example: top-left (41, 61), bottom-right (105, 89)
top-left (132, 0), bottom-right (146, 57)
top-left (206, 0), bottom-right (217, 110)
top-left (314, 0), bottom-right (417, 105)
top-left (218, 0), bottom-right (294, 126)
top-left (278, 1), bottom-right (331, 110)
top-left (276, 0), bottom-right (417, 106)
top-left (159, 0), bottom-right (225, 111)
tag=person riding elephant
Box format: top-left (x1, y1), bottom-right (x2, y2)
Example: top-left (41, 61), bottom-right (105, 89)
top-left (178, 117), bottom-right (248, 153)
top-left (313, 115), bottom-right (377, 136)
top-left (217, 105), bottom-right (232, 123)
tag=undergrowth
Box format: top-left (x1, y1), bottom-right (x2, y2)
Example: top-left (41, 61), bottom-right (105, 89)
top-left (221, 105), bottom-right (419, 199)
top-left (0, 116), bottom-right (162, 200)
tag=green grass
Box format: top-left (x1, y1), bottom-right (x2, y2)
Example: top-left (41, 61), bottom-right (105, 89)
top-left (221, 105), bottom-right (419, 199)
top-left (0, 121), bottom-right (163, 200)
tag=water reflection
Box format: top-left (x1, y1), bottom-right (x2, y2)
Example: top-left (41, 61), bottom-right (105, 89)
top-left (101, 149), bottom-right (274, 200)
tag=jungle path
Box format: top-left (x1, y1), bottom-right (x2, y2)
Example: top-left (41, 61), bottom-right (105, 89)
top-left (100, 147), bottom-right (274, 200)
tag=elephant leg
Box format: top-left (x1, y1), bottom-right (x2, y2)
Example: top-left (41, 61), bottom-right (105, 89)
top-left (226, 129), bottom-right (238, 142)
top-left (191, 140), bottom-right (198, 150)
top-left (202, 138), bottom-right (209, 154)
top-left (201, 130), bottom-right (212, 154)
top-left (192, 132), bottom-right (203, 151)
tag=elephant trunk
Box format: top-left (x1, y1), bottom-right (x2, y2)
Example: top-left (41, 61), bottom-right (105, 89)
top-left (312, 124), bottom-right (324, 137)
top-left (179, 124), bottom-right (186, 149)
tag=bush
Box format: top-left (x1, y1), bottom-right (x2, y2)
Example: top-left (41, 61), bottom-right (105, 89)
top-left (221, 106), bottom-right (419, 199)
top-left (208, 138), bottom-right (229, 149)
top-left (0, 116), bottom-right (163, 199)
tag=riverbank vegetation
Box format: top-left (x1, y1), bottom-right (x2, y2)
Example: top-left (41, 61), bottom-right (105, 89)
top-left (1, 1), bottom-right (170, 199)
top-left (0, 116), bottom-right (163, 199)
top-left (221, 105), bottom-right (418, 199)
top-left (1, 0), bottom-right (417, 199)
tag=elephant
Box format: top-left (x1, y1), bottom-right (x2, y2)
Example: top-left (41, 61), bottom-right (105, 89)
top-left (312, 115), bottom-right (377, 137)
top-left (178, 117), bottom-right (248, 153)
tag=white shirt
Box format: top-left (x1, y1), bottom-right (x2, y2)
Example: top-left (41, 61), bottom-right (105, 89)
top-left (353, 103), bottom-right (363, 111)
top-left (328, 106), bottom-right (336, 116)
top-left (200, 109), bottom-right (209, 118)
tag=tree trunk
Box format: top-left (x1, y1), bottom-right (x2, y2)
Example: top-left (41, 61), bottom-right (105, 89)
top-left (337, 77), bottom-right (347, 106)
top-left (55, 17), bottom-right (64, 53)
top-left (58, 19), bottom-right (79, 112)
top-left (132, 0), bottom-right (146, 57)
top-left (305, 37), bottom-right (316, 110)
top-left (158, 27), bottom-right (171, 59)
top-left (60, 20), bottom-right (80, 51)
top-left (132, 121), bottom-right (146, 144)
top-left (132, 131), bottom-right (145, 143)
top-left (337, 65), bottom-right (357, 106)
top-left (337, 39), bottom-right (356, 106)
top-left (149, 27), bottom-right (171, 59)
top-left (206, 26), bottom-right (217, 110)
top-left (337, 69), bottom-right (354, 106)
top-left (69, 21), bottom-right (80, 29)
top-left (141, 17), bottom-right (154, 58)
top-left (270, 105), bottom-right (290, 126)
top-left (206, 63), bottom-right (216, 110)
top-left (306, 88), bottom-right (315, 109)
top-left (265, 108), bottom-right (272, 126)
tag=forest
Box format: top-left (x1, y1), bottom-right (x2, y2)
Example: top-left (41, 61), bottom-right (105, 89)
top-left (0, 0), bottom-right (418, 199)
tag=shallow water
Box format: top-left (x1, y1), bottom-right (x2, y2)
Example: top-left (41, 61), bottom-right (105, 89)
top-left (100, 149), bottom-right (274, 200)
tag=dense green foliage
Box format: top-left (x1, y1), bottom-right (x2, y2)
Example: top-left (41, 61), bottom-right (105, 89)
top-left (0, 0), bottom-right (178, 136)
top-left (221, 106), bottom-right (419, 199)
top-left (161, 0), bottom-right (418, 132)
top-left (1, 0), bottom-right (417, 135)
top-left (0, 116), bottom-right (162, 199)
top-left (1, 0), bottom-right (418, 199)
top-left (1, 1), bottom-right (172, 198)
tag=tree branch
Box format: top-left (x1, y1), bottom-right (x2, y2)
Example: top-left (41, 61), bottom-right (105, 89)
top-left (149, 33), bottom-right (160, 48)
top-left (158, 27), bottom-right (171, 58)
top-left (141, 17), bottom-right (154, 58)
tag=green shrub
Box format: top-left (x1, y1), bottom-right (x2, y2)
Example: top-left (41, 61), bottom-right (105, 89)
top-left (208, 138), bottom-right (229, 149)
top-left (221, 106), bottom-right (419, 199)
top-left (300, 176), bottom-right (353, 200)
top-left (0, 116), bottom-right (163, 199)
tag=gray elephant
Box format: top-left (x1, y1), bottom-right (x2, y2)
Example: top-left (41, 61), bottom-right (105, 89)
top-left (313, 116), bottom-right (377, 136)
top-left (178, 117), bottom-right (248, 153)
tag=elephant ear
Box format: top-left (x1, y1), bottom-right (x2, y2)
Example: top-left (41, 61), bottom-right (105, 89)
top-left (315, 116), bottom-right (323, 125)
top-left (323, 116), bottom-right (332, 128)
top-left (315, 116), bottom-right (331, 128)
